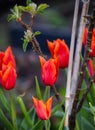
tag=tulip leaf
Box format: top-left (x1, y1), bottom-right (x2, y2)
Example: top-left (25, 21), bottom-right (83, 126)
top-left (0, 108), bottom-right (13, 130)
top-left (0, 88), bottom-right (10, 114)
top-left (81, 116), bottom-right (95, 130)
top-left (35, 76), bottom-right (42, 99)
top-left (43, 86), bottom-right (50, 101)
top-left (89, 102), bottom-right (95, 122)
top-left (45, 120), bottom-right (50, 130)
top-left (75, 119), bottom-right (80, 130)
top-left (58, 110), bottom-right (67, 130)
top-left (52, 98), bottom-right (65, 115)
top-left (20, 108), bottom-right (35, 129)
top-left (17, 96), bottom-right (33, 128)
top-left (31, 120), bottom-right (43, 130)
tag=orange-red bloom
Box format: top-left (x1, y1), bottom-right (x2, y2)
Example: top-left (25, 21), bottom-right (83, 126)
top-left (39, 56), bottom-right (59, 86)
top-left (88, 59), bottom-right (94, 77)
top-left (83, 28), bottom-right (95, 57)
top-left (32, 97), bottom-right (52, 120)
top-left (47, 39), bottom-right (69, 68)
top-left (0, 46), bottom-right (17, 90)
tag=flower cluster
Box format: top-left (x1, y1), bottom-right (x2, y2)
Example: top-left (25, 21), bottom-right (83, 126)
top-left (40, 39), bottom-right (69, 86)
top-left (33, 39), bottom-right (69, 120)
top-left (83, 27), bottom-right (95, 57)
top-left (0, 46), bottom-right (17, 90)
top-left (83, 28), bottom-right (95, 78)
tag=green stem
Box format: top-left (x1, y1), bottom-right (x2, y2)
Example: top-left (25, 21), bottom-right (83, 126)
top-left (45, 120), bottom-right (50, 130)
top-left (10, 90), bottom-right (18, 130)
top-left (17, 96), bottom-right (33, 128)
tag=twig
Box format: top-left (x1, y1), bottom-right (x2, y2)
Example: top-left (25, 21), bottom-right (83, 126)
top-left (77, 73), bottom-right (95, 112)
top-left (70, 0), bottom-right (90, 115)
top-left (77, 81), bottom-right (93, 112)
top-left (69, 6), bottom-right (95, 130)
top-left (17, 18), bottom-right (43, 56)
top-left (52, 85), bottom-right (65, 111)
top-left (65, 0), bottom-right (80, 127)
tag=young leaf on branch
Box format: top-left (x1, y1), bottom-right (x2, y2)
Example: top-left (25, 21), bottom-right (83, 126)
top-left (37, 4), bottom-right (49, 14)
top-left (8, 5), bottom-right (22, 22)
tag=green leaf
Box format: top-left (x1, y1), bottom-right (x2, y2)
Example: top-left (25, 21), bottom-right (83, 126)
top-left (22, 38), bottom-right (29, 52)
top-left (52, 98), bottom-right (65, 115)
top-left (37, 4), bottom-right (49, 14)
top-left (25, 3), bottom-right (37, 15)
top-left (35, 76), bottom-right (42, 99)
top-left (10, 90), bottom-right (18, 130)
top-left (24, 5), bottom-right (34, 12)
top-left (58, 110), bottom-right (67, 130)
top-left (89, 102), bottom-right (95, 122)
top-left (43, 86), bottom-right (50, 101)
top-left (7, 14), bottom-right (16, 22)
top-left (17, 96), bottom-right (33, 128)
top-left (34, 31), bottom-right (41, 36)
top-left (20, 108), bottom-right (35, 130)
top-left (81, 116), bottom-right (95, 130)
top-left (75, 120), bottom-right (80, 130)
top-left (8, 5), bottom-right (22, 22)
top-left (0, 88), bottom-right (10, 114)
top-left (26, 0), bottom-right (32, 5)
top-left (31, 120), bottom-right (43, 130)
top-left (0, 108), bottom-right (13, 130)
top-left (45, 120), bottom-right (51, 130)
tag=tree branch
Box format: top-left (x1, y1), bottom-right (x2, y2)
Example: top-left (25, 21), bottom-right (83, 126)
top-left (77, 73), bottom-right (95, 112)
top-left (52, 85), bottom-right (65, 111)
top-left (17, 18), bottom-right (43, 56)
top-left (69, 6), bottom-right (95, 130)
top-left (69, 0), bottom-right (90, 115)
top-left (65, 0), bottom-right (80, 127)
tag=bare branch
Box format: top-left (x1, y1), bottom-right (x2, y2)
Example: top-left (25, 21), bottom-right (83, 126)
top-left (65, 0), bottom-right (80, 127)
top-left (69, 5), bottom-right (95, 130)
top-left (69, 0), bottom-right (90, 115)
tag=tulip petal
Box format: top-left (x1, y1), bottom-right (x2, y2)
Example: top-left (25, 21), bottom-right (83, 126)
top-left (47, 40), bottom-right (54, 56)
top-left (0, 71), bottom-right (2, 84)
top-left (42, 59), bottom-right (58, 86)
top-left (2, 65), bottom-right (17, 90)
top-left (46, 97), bottom-right (52, 118)
top-left (0, 52), bottom-right (4, 70)
top-left (88, 59), bottom-right (94, 77)
top-left (3, 46), bottom-right (16, 68)
top-left (32, 97), bottom-right (48, 120)
top-left (39, 56), bottom-right (46, 67)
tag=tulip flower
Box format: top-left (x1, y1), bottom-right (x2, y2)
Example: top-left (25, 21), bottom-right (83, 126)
top-left (0, 46), bottom-right (17, 90)
top-left (83, 28), bottom-right (95, 57)
top-left (3, 46), bottom-right (16, 68)
top-left (39, 56), bottom-right (59, 86)
top-left (32, 97), bottom-right (52, 120)
top-left (47, 39), bottom-right (69, 68)
top-left (88, 59), bottom-right (94, 77)
top-left (1, 64), bottom-right (17, 90)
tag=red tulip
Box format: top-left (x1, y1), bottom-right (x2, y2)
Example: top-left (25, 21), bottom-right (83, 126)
top-left (3, 46), bottom-right (16, 68)
top-left (47, 39), bottom-right (69, 68)
top-left (1, 64), bottom-right (17, 90)
top-left (83, 28), bottom-right (95, 57)
top-left (0, 46), bottom-right (17, 90)
top-left (32, 97), bottom-right (52, 120)
top-left (0, 52), bottom-right (4, 70)
top-left (88, 59), bottom-right (94, 77)
top-left (39, 56), bottom-right (59, 86)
